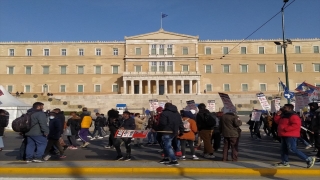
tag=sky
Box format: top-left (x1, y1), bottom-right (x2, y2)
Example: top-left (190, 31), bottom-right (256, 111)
top-left (0, 0), bottom-right (319, 41)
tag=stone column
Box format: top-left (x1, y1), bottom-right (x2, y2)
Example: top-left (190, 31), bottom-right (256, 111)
top-left (123, 80), bottom-right (127, 94)
top-left (131, 80), bottom-right (134, 94)
top-left (173, 80), bottom-right (176, 94)
top-left (148, 80), bottom-right (151, 94)
top-left (189, 80), bottom-right (192, 94)
top-left (164, 80), bottom-right (168, 94)
top-left (139, 80), bottom-right (142, 95)
top-left (181, 80), bottom-right (184, 94)
top-left (197, 80), bottom-right (201, 94)
top-left (156, 80), bottom-right (159, 95)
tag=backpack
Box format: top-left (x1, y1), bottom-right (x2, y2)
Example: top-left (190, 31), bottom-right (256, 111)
top-left (0, 116), bottom-right (9, 127)
top-left (12, 113), bottom-right (35, 133)
top-left (183, 118), bottom-right (191, 132)
top-left (203, 113), bottom-right (216, 127)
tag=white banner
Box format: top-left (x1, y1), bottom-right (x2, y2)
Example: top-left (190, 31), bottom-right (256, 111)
top-left (185, 100), bottom-right (197, 112)
top-left (309, 90), bottom-right (319, 102)
top-left (251, 111), bottom-right (262, 121)
top-left (218, 93), bottom-right (236, 113)
top-left (149, 99), bottom-right (159, 111)
top-left (256, 93), bottom-right (271, 111)
top-left (294, 93), bottom-right (308, 112)
top-left (207, 100), bottom-right (216, 112)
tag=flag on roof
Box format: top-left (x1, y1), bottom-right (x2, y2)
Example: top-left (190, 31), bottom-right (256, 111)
top-left (162, 13), bottom-right (168, 18)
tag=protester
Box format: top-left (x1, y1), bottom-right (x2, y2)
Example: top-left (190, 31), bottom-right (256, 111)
top-left (178, 111), bottom-right (199, 160)
top-left (0, 109), bottom-right (9, 151)
top-left (25, 102), bottom-right (49, 163)
top-left (220, 111), bottom-right (242, 161)
top-left (105, 109), bottom-right (120, 149)
top-left (114, 111), bottom-right (136, 161)
top-left (66, 112), bottom-right (80, 149)
top-left (309, 102), bottom-right (320, 164)
top-left (53, 108), bottom-right (68, 149)
top-left (91, 113), bottom-right (105, 140)
top-left (146, 114), bottom-right (157, 145)
top-left (158, 103), bottom-right (184, 166)
top-left (212, 112), bottom-right (222, 152)
top-left (78, 108), bottom-right (92, 148)
top-left (43, 112), bottom-right (67, 160)
top-left (134, 113), bottom-right (146, 147)
top-left (274, 104), bottom-right (315, 168)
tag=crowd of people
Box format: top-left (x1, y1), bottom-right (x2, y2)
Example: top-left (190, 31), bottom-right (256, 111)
top-left (0, 101), bottom-right (319, 168)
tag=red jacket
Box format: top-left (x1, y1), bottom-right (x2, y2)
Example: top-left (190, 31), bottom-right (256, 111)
top-left (274, 113), bottom-right (301, 137)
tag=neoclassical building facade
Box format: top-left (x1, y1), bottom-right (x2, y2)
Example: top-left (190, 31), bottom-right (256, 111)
top-left (1, 29), bottom-right (320, 96)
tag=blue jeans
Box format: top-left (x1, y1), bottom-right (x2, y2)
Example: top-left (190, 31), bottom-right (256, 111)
top-left (162, 134), bottom-right (176, 161)
top-left (26, 135), bottom-right (47, 160)
top-left (280, 137), bottom-right (308, 163)
top-left (147, 131), bottom-right (157, 143)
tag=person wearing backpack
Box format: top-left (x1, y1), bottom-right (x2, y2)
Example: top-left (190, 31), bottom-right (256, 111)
top-left (25, 102), bottom-right (49, 163)
top-left (196, 103), bottom-right (216, 159)
top-left (178, 111), bottom-right (199, 160)
top-left (78, 108), bottom-right (92, 148)
top-left (0, 109), bottom-right (9, 151)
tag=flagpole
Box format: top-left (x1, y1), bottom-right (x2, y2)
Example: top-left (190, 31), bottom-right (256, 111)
top-left (160, 12), bottom-right (162, 29)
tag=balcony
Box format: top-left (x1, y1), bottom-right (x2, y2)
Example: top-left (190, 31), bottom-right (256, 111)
top-left (123, 71), bottom-right (200, 76)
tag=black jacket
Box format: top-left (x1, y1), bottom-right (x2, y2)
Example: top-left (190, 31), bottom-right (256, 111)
top-left (67, 117), bottom-right (81, 135)
top-left (56, 111), bottom-right (65, 135)
top-left (196, 109), bottom-right (214, 131)
top-left (311, 108), bottom-right (320, 134)
top-left (94, 116), bottom-right (105, 127)
top-left (0, 115), bottom-right (8, 136)
top-left (117, 117), bottom-right (136, 130)
top-left (158, 105), bottom-right (184, 136)
top-left (48, 117), bottom-right (62, 140)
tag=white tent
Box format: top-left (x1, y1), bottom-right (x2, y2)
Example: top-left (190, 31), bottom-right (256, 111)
top-left (0, 85), bottom-right (31, 129)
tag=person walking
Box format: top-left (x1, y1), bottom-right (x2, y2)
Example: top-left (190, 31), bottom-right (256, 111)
top-left (91, 113), bottom-right (105, 140)
top-left (25, 102), bottom-right (49, 163)
top-left (78, 108), bottom-right (92, 148)
top-left (105, 109), bottom-right (120, 149)
top-left (66, 112), bottom-right (80, 149)
top-left (0, 109), bottom-right (9, 151)
top-left (309, 102), bottom-right (320, 164)
top-left (274, 104), bottom-right (315, 168)
top-left (134, 113), bottom-right (146, 147)
top-left (43, 112), bottom-right (67, 160)
top-left (158, 103), bottom-right (184, 166)
top-left (220, 112), bottom-right (242, 161)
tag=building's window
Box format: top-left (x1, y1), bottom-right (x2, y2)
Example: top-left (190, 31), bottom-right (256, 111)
top-left (60, 85), bottom-right (66, 93)
top-left (240, 64), bottom-right (248, 73)
top-left (167, 61), bottom-right (173, 72)
top-left (240, 47), bottom-right (246, 54)
top-left (113, 48), bottom-right (118, 56)
top-left (295, 46), bottom-right (301, 54)
top-left (61, 49), bottom-right (67, 56)
top-left (9, 49), bottom-right (14, 56)
top-left (135, 65), bottom-right (142, 72)
top-left (277, 64), bottom-right (284, 72)
top-left (25, 85), bottom-right (31, 93)
top-left (167, 44), bottom-right (173, 55)
top-left (259, 64), bottom-right (266, 73)
top-left (259, 47), bottom-right (265, 54)
top-left (205, 47), bottom-right (211, 55)
top-left (205, 65), bottom-right (212, 73)
top-left (96, 48), bottom-right (101, 56)
top-left (135, 48), bottom-right (141, 55)
top-left (151, 44), bottom-right (156, 55)
top-left (223, 64), bottom-right (230, 73)
top-left (77, 66), bottom-right (84, 74)
top-left (260, 84), bottom-right (267, 92)
top-left (224, 84), bottom-right (230, 92)
top-left (314, 64), bottom-right (320, 72)
top-left (314, 46), bottom-right (319, 53)
top-left (43, 66), bottom-right (49, 74)
top-left (77, 85), bottom-right (84, 93)
top-left (241, 84), bottom-right (248, 92)
top-left (206, 84), bottom-right (212, 92)
top-left (94, 85), bottom-right (101, 93)
top-left (95, 65), bottom-right (102, 74)
top-left (27, 49), bottom-right (32, 56)
top-left (159, 44), bottom-right (164, 55)
top-left (295, 64), bottom-right (303, 72)
top-left (60, 65), bottom-right (67, 74)
top-left (25, 66), bottom-right (32, 75)
top-left (182, 65), bottom-right (189, 72)
top-left (223, 47), bottom-right (228, 55)
top-left (78, 49), bottom-right (84, 56)
top-left (112, 84), bottom-right (119, 93)
top-left (182, 47), bottom-right (188, 55)
top-left (7, 85), bottom-right (13, 93)
top-left (7, 66), bottom-right (14, 74)
top-left (151, 62), bottom-right (157, 72)
top-left (159, 61), bottom-right (165, 72)
top-left (44, 49), bottom-right (50, 56)
top-left (112, 65), bottom-right (119, 74)
top-left (276, 45), bottom-right (282, 54)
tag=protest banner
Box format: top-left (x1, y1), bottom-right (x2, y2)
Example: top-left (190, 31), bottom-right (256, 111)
top-left (294, 92), bottom-right (308, 111)
top-left (271, 97), bottom-right (281, 113)
top-left (251, 111), bottom-right (262, 121)
top-left (207, 100), bottom-right (216, 112)
top-left (256, 93), bottom-right (271, 111)
top-left (114, 130), bottom-right (150, 138)
top-left (149, 99), bottom-right (159, 111)
top-left (185, 100), bottom-right (197, 112)
top-left (218, 93), bottom-right (236, 113)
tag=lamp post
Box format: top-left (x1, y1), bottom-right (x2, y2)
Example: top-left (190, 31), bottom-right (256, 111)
top-left (282, 0), bottom-right (290, 104)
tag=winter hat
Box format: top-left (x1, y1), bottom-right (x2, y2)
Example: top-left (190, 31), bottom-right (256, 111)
top-left (156, 107), bottom-right (163, 113)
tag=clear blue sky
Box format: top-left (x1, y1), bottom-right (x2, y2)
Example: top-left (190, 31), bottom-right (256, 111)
top-left (0, 0), bottom-right (319, 41)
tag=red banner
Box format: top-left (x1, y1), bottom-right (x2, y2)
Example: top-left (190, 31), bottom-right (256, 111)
top-left (114, 130), bottom-right (150, 138)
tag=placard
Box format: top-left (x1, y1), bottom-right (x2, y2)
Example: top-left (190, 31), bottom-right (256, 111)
top-left (294, 93), bottom-right (308, 112)
top-left (114, 130), bottom-right (150, 138)
top-left (185, 100), bottom-right (197, 112)
top-left (251, 111), bottom-right (262, 121)
top-left (149, 99), bottom-right (159, 111)
top-left (218, 93), bottom-right (236, 113)
top-left (256, 93), bottom-right (271, 111)
top-left (207, 100), bottom-right (216, 112)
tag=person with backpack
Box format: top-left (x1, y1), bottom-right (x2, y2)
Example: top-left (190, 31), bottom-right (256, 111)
top-left (178, 111), bottom-right (199, 160)
top-left (196, 103), bottom-right (216, 159)
top-left (66, 112), bottom-right (80, 149)
top-left (25, 102), bottom-right (49, 163)
top-left (78, 108), bottom-right (92, 148)
top-left (0, 109), bottom-right (9, 151)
